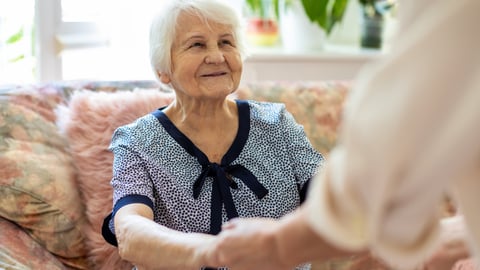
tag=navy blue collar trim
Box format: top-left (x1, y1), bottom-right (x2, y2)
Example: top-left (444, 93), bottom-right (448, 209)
top-left (151, 100), bottom-right (249, 165)
top-left (151, 100), bottom-right (268, 234)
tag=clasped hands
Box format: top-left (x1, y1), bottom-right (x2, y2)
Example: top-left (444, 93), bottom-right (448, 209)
top-left (198, 215), bottom-right (470, 270)
top-left (201, 217), bottom-right (296, 270)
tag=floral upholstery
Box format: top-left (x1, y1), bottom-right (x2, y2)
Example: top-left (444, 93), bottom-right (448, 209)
top-left (0, 88), bottom-right (90, 269)
top-left (0, 218), bottom-right (66, 270)
top-left (236, 81), bottom-right (350, 156)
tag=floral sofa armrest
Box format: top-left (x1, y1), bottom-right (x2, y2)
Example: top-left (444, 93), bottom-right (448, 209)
top-left (0, 85), bottom-right (90, 269)
top-left (0, 217), bottom-right (67, 270)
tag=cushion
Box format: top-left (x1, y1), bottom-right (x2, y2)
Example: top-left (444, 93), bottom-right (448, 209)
top-left (56, 88), bottom-right (175, 269)
top-left (0, 99), bottom-right (66, 148)
top-left (0, 98), bottom-right (89, 269)
top-left (236, 81), bottom-right (349, 156)
top-left (0, 217), bottom-right (66, 270)
top-left (7, 84), bottom-right (66, 122)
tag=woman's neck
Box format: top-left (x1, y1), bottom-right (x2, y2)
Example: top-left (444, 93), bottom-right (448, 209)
top-left (165, 98), bottom-right (237, 130)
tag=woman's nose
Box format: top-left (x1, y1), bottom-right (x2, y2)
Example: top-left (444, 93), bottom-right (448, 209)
top-left (205, 47), bottom-right (225, 64)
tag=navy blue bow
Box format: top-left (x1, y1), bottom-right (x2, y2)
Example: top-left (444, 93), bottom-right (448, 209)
top-left (193, 163), bottom-right (268, 234)
top-left (151, 101), bottom-right (265, 235)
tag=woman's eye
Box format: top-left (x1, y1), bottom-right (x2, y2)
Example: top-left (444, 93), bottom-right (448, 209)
top-left (221, 40), bottom-right (233, 46)
top-left (190, 42), bottom-right (204, 48)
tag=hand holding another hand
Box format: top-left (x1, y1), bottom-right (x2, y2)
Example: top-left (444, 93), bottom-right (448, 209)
top-left (204, 217), bottom-right (295, 270)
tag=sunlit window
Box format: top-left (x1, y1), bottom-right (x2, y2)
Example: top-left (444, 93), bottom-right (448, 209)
top-left (0, 0), bottom-right (244, 84)
top-left (0, 0), bottom-right (35, 84)
top-left (58, 0), bottom-right (243, 82)
top-left (59, 0), bottom-right (166, 81)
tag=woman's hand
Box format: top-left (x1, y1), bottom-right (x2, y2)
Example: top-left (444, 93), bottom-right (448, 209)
top-left (115, 204), bottom-right (217, 270)
top-left (205, 208), bottom-right (352, 270)
top-left (421, 215), bottom-right (471, 270)
top-left (345, 253), bottom-right (390, 270)
top-left (421, 238), bottom-right (470, 270)
top-left (205, 217), bottom-right (295, 270)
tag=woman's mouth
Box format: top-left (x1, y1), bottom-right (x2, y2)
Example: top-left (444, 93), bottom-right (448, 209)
top-left (202, 71), bottom-right (227, 77)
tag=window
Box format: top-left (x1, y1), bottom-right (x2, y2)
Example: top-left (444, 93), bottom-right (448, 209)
top-left (1, 0), bottom-right (244, 83)
top-left (0, 0), bottom-right (35, 84)
top-left (48, 0), bottom-right (243, 82)
top-left (57, 0), bottom-right (166, 81)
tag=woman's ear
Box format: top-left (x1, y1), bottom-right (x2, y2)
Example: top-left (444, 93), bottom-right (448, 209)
top-left (157, 71), bottom-right (171, 84)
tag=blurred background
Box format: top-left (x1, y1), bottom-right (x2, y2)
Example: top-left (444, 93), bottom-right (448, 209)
top-left (0, 0), bottom-right (398, 85)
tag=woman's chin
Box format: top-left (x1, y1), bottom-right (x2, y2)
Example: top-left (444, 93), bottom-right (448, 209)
top-left (200, 78), bottom-right (236, 95)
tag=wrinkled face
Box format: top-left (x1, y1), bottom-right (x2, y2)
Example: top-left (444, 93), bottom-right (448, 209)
top-left (160, 11), bottom-right (243, 100)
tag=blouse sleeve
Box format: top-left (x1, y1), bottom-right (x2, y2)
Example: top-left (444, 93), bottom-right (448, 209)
top-left (109, 124), bottom-right (155, 207)
top-left (304, 0), bottom-right (480, 268)
top-left (280, 106), bottom-right (324, 192)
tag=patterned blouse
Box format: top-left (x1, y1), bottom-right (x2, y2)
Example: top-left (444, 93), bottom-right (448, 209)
top-left (102, 100), bottom-right (323, 270)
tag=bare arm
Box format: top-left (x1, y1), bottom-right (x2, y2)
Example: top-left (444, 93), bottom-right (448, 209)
top-left (208, 207), bottom-right (363, 270)
top-left (114, 203), bottom-right (215, 269)
top-left (274, 207), bottom-right (358, 265)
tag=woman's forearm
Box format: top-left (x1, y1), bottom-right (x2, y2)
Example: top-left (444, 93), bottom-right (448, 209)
top-left (115, 204), bottom-right (214, 269)
top-left (274, 207), bottom-right (361, 266)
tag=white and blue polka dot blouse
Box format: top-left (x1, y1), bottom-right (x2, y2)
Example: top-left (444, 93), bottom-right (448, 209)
top-left (102, 100), bottom-right (323, 269)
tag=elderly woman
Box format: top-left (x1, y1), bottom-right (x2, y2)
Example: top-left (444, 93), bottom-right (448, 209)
top-left (101, 0), bottom-right (323, 269)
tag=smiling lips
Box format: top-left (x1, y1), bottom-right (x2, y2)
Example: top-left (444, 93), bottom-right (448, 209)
top-left (201, 71), bottom-right (228, 77)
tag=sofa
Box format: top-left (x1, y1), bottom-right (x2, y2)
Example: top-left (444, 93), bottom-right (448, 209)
top-left (0, 79), bottom-right (468, 270)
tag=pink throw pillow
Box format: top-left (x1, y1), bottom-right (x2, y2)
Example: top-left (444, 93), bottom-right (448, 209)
top-left (56, 89), bottom-right (174, 270)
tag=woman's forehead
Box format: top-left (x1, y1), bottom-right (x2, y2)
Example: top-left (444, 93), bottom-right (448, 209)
top-left (176, 11), bottom-right (232, 35)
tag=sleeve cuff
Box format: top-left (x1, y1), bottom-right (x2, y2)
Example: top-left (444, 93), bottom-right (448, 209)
top-left (102, 195), bottom-right (154, 246)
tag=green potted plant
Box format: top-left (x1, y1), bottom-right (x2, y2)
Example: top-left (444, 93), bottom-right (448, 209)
top-left (290, 0), bottom-right (349, 35)
top-left (278, 0), bottom-right (349, 51)
top-left (245, 0), bottom-right (281, 20)
top-left (245, 0), bottom-right (349, 34)
top-left (244, 0), bottom-right (281, 46)
top-left (245, 0), bottom-right (348, 48)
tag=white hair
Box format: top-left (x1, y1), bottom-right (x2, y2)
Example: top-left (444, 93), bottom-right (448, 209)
top-left (149, 0), bottom-right (248, 81)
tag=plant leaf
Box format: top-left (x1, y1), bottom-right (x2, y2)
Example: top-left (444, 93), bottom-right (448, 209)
top-left (245, 0), bottom-right (258, 13)
top-left (6, 28), bottom-right (24, 44)
top-left (273, 0), bottom-right (280, 20)
top-left (301, 0), bottom-right (329, 30)
top-left (328, 0), bottom-right (349, 33)
top-left (9, 54), bottom-right (25, 63)
top-left (246, 0), bottom-right (280, 19)
top-left (305, 0), bottom-right (350, 34)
